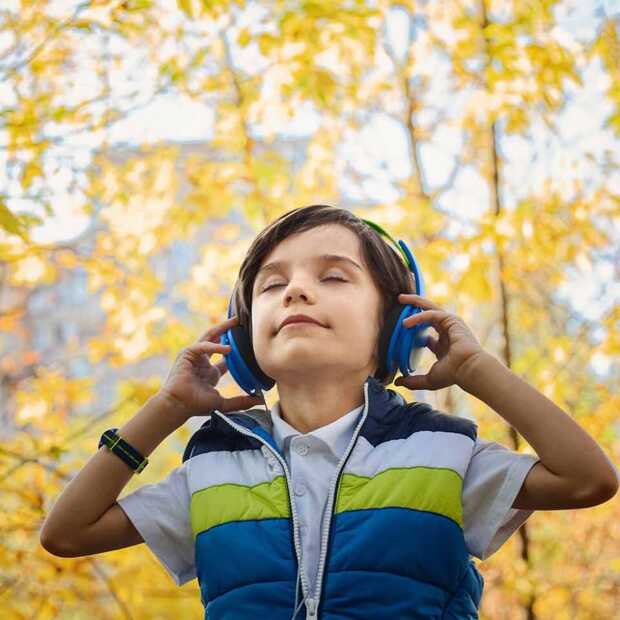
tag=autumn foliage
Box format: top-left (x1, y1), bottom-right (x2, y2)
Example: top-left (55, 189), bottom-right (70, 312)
top-left (1, 1), bottom-right (618, 618)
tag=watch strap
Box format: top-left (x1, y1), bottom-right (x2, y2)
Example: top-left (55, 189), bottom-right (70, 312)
top-left (99, 428), bottom-right (148, 474)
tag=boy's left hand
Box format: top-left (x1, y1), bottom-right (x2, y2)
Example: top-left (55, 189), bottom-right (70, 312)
top-left (393, 293), bottom-right (486, 391)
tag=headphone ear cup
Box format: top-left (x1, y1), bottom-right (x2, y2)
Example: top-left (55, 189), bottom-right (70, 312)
top-left (395, 304), bottom-right (430, 375)
top-left (229, 322), bottom-right (275, 391)
top-left (221, 292), bottom-right (275, 395)
top-left (384, 301), bottom-right (430, 379)
top-left (375, 303), bottom-right (404, 384)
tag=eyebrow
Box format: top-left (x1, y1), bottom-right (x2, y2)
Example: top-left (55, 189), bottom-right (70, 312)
top-left (255, 254), bottom-right (363, 284)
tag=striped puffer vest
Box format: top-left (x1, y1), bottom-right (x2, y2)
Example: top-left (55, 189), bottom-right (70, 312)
top-left (182, 375), bottom-right (484, 619)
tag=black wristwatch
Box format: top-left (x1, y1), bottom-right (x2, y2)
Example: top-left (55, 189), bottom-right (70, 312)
top-left (98, 427), bottom-right (148, 474)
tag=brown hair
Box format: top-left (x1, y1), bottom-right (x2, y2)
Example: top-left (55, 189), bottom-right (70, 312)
top-left (233, 204), bottom-right (417, 384)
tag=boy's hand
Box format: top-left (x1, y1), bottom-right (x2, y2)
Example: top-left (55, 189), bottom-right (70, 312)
top-left (393, 293), bottom-right (485, 391)
top-left (159, 315), bottom-right (263, 420)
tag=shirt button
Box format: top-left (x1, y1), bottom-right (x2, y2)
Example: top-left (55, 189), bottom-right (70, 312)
top-left (294, 484), bottom-right (305, 496)
top-left (295, 442), bottom-right (309, 456)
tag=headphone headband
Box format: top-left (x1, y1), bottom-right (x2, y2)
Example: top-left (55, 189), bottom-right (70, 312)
top-left (360, 218), bottom-right (424, 297)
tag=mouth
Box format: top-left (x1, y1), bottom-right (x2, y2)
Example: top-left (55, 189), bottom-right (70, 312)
top-left (277, 319), bottom-right (327, 334)
top-left (281, 321), bottom-right (323, 329)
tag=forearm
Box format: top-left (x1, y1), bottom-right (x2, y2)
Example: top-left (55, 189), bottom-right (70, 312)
top-left (457, 351), bottom-right (619, 490)
top-left (40, 392), bottom-right (187, 540)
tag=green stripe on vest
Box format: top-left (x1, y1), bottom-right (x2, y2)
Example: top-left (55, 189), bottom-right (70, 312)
top-left (335, 467), bottom-right (463, 527)
top-left (190, 476), bottom-right (291, 538)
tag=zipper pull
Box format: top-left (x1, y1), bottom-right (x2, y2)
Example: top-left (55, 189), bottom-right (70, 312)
top-left (305, 597), bottom-right (317, 618)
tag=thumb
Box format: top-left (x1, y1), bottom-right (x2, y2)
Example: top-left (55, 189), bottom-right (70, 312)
top-left (395, 373), bottom-right (430, 390)
top-left (219, 394), bottom-right (264, 413)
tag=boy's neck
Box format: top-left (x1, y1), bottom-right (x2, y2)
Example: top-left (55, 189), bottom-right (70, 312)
top-left (274, 372), bottom-right (372, 434)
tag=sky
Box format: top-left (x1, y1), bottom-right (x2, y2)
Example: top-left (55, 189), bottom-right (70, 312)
top-left (3, 0), bottom-right (617, 376)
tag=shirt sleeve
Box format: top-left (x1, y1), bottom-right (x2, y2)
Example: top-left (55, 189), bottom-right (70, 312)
top-left (462, 437), bottom-right (540, 560)
top-left (117, 460), bottom-right (196, 586)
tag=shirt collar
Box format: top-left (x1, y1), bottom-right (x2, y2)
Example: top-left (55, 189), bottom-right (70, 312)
top-left (269, 400), bottom-right (364, 461)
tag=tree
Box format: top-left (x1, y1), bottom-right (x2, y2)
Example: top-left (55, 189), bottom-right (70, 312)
top-left (1, 1), bottom-right (618, 617)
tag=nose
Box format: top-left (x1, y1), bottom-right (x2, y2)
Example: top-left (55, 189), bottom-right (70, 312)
top-left (284, 280), bottom-right (313, 303)
top-left (286, 290), bottom-right (309, 303)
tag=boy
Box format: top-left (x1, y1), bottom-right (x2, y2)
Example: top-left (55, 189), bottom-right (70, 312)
top-left (40, 204), bottom-right (619, 619)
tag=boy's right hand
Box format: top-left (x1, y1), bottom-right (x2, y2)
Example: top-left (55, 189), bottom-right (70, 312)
top-left (158, 315), bottom-right (263, 421)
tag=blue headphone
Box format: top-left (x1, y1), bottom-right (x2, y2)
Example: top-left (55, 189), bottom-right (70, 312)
top-left (219, 218), bottom-right (431, 396)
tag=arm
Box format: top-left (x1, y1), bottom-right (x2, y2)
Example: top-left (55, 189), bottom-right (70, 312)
top-left (457, 352), bottom-right (620, 510)
top-left (40, 392), bottom-right (188, 556)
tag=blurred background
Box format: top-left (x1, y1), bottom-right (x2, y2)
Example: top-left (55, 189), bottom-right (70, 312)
top-left (0, 0), bottom-right (618, 618)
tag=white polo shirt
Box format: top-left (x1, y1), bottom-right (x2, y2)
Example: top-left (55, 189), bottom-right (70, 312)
top-left (117, 403), bottom-right (540, 588)
top-left (268, 400), bottom-right (366, 594)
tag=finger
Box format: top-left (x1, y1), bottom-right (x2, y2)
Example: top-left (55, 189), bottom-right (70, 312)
top-left (213, 358), bottom-right (228, 375)
top-left (199, 315), bottom-right (238, 342)
top-left (190, 341), bottom-right (232, 357)
top-left (195, 315), bottom-right (239, 345)
top-left (424, 334), bottom-right (439, 353)
top-left (402, 309), bottom-right (447, 328)
top-left (398, 293), bottom-right (441, 310)
top-left (394, 373), bottom-right (432, 390)
top-left (218, 394), bottom-right (264, 413)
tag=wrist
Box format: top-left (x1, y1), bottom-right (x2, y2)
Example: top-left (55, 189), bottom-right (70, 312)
top-left (154, 390), bottom-right (194, 425)
top-left (456, 350), bottom-right (497, 393)
top-left (113, 393), bottom-right (189, 461)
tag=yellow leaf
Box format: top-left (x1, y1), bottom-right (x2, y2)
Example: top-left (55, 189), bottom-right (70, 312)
top-left (0, 201), bottom-right (29, 239)
top-left (238, 27), bottom-right (252, 47)
top-left (177, 0), bottom-right (193, 17)
top-left (21, 159), bottom-right (43, 189)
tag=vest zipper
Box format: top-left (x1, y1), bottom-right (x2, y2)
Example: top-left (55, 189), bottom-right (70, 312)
top-left (310, 381), bottom-right (371, 617)
top-left (305, 597), bottom-right (316, 618)
top-left (211, 412), bottom-right (312, 613)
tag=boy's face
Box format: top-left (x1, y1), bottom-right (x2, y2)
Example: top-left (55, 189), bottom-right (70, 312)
top-left (250, 224), bottom-right (383, 385)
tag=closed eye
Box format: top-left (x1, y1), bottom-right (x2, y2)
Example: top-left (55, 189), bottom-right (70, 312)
top-left (263, 277), bottom-right (347, 292)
